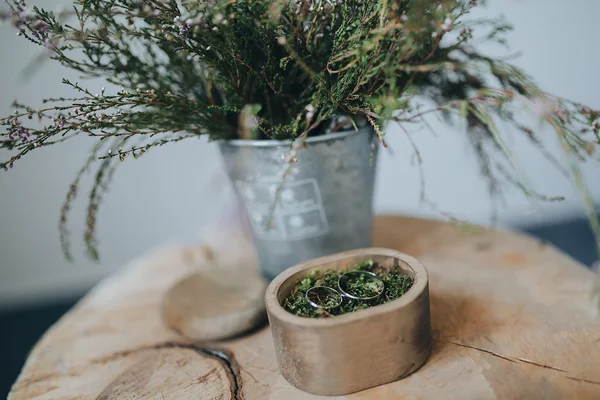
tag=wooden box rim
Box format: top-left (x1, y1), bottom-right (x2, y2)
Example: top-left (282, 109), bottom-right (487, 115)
top-left (265, 247), bottom-right (429, 327)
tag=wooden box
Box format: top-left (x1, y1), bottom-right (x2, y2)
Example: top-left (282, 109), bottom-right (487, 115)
top-left (265, 248), bottom-right (432, 396)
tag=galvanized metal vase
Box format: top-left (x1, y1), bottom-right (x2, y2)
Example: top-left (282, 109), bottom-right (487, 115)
top-left (218, 127), bottom-right (378, 280)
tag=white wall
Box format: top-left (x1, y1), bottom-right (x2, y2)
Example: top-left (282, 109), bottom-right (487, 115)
top-left (1, 0), bottom-right (599, 308)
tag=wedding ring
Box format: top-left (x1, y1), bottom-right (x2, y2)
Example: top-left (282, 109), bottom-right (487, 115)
top-left (305, 286), bottom-right (343, 310)
top-left (337, 270), bottom-right (384, 300)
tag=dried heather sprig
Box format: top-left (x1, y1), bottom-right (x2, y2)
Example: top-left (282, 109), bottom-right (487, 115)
top-left (0, 0), bottom-right (598, 258)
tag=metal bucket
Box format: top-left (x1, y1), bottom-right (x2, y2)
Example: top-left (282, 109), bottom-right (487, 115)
top-left (218, 127), bottom-right (379, 280)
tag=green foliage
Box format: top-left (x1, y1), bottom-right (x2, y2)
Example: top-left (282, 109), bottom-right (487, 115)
top-left (1, 0), bottom-right (599, 258)
top-left (284, 259), bottom-right (414, 318)
top-left (340, 272), bottom-right (384, 298)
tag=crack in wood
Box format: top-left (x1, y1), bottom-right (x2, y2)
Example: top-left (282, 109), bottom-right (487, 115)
top-left (436, 340), bottom-right (517, 363)
top-left (437, 339), bottom-right (600, 386)
top-left (566, 376), bottom-right (600, 386)
top-left (517, 358), bottom-right (567, 372)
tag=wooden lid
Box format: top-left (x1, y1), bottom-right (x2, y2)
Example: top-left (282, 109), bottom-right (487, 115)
top-left (162, 268), bottom-right (267, 341)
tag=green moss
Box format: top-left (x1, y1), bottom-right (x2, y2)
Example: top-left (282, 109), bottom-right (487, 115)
top-left (341, 272), bottom-right (383, 298)
top-left (283, 259), bottom-right (414, 318)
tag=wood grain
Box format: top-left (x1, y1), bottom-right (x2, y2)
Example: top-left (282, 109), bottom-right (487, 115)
top-left (162, 268), bottom-right (267, 341)
top-left (8, 216), bottom-right (600, 400)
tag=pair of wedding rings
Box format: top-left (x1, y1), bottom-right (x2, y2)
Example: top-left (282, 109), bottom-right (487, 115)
top-left (305, 270), bottom-right (385, 310)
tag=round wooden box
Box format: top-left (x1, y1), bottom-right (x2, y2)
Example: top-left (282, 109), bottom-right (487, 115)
top-left (265, 248), bottom-right (432, 396)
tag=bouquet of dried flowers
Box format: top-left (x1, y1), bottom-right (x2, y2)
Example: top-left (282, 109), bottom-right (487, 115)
top-left (1, 0), bottom-right (599, 259)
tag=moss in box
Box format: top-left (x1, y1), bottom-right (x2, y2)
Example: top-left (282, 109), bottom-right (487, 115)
top-left (284, 259), bottom-right (414, 318)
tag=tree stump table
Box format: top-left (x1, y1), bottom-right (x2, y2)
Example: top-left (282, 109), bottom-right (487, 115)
top-left (9, 216), bottom-right (600, 399)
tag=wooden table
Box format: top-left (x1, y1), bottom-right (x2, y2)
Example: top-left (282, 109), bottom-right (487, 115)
top-left (9, 216), bottom-right (600, 399)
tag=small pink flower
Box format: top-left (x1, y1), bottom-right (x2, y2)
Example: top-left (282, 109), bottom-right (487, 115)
top-left (44, 38), bottom-right (57, 50)
top-left (530, 96), bottom-right (557, 119)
